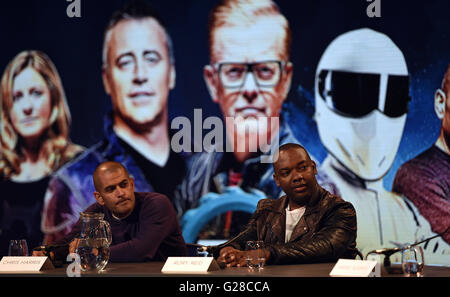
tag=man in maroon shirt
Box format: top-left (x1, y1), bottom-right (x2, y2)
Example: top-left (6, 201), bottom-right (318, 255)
top-left (393, 64), bottom-right (450, 244)
top-left (34, 161), bottom-right (186, 262)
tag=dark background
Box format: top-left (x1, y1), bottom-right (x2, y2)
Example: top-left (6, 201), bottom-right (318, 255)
top-left (0, 0), bottom-right (449, 189)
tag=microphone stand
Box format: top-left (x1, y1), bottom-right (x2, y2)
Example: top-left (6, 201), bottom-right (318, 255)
top-left (365, 226), bottom-right (449, 274)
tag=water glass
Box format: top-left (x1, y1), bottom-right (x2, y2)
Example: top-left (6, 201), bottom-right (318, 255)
top-left (8, 239), bottom-right (28, 256)
top-left (401, 246), bottom-right (424, 277)
top-left (245, 240), bottom-right (266, 271)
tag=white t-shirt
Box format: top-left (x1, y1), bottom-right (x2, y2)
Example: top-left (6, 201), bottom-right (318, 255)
top-left (285, 206), bottom-right (306, 243)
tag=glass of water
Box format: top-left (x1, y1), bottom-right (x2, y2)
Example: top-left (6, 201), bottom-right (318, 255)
top-left (8, 239), bottom-right (28, 256)
top-left (401, 246), bottom-right (424, 277)
top-left (245, 240), bottom-right (266, 271)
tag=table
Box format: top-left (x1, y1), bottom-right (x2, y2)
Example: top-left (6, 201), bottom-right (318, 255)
top-left (1, 262), bottom-right (449, 277)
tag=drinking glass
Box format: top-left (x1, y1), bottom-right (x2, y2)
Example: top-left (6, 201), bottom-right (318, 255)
top-left (401, 246), bottom-right (424, 277)
top-left (245, 240), bottom-right (266, 271)
top-left (8, 239), bottom-right (28, 256)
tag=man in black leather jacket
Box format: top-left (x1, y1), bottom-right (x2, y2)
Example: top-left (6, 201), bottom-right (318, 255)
top-left (213, 143), bottom-right (358, 266)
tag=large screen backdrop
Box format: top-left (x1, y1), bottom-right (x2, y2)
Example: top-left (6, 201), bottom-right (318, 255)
top-left (0, 0), bottom-right (449, 264)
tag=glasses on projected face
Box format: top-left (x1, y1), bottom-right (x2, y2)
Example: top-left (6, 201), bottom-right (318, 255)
top-left (215, 61), bottom-right (284, 89)
top-left (317, 69), bottom-right (411, 118)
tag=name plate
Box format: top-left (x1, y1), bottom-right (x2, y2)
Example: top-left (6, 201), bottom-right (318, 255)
top-left (0, 257), bottom-right (54, 272)
top-left (161, 257), bottom-right (220, 273)
top-left (330, 259), bottom-right (380, 277)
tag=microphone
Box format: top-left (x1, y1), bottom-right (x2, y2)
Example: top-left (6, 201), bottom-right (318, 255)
top-left (365, 247), bottom-right (402, 272)
top-left (365, 226), bottom-right (449, 274)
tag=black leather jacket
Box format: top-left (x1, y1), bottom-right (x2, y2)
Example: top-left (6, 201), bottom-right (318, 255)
top-left (211, 187), bottom-right (358, 264)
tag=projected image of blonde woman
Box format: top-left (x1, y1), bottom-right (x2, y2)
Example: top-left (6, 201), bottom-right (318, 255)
top-left (0, 50), bottom-right (84, 255)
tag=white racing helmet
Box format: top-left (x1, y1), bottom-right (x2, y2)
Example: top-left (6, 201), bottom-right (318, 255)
top-left (314, 28), bottom-right (410, 181)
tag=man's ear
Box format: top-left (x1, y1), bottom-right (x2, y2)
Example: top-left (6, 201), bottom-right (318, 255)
top-left (204, 65), bottom-right (220, 103)
top-left (94, 192), bottom-right (105, 206)
top-left (102, 67), bottom-right (112, 96)
top-left (435, 89), bottom-right (446, 120)
top-left (129, 177), bottom-right (135, 192)
top-left (312, 160), bottom-right (318, 175)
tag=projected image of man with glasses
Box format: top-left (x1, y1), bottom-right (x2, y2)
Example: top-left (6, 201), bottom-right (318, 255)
top-left (203, 1), bottom-right (293, 164)
top-left (215, 60), bottom-right (285, 89)
top-left (177, 0), bottom-right (303, 241)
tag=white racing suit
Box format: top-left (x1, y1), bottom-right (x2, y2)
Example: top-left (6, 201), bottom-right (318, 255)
top-left (320, 155), bottom-right (449, 265)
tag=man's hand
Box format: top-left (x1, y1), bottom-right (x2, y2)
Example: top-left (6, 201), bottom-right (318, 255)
top-left (217, 246), bottom-right (247, 267)
top-left (32, 249), bottom-right (55, 260)
top-left (32, 250), bottom-right (46, 257)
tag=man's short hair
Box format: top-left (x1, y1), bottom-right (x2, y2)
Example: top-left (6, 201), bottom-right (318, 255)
top-left (93, 161), bottom-right (130, 191)
top-left (278, 143), bottom-right (307, 153)
top-left (207, 0), bottom-right (291, 62)
top-left (272, 143), bottom-right (310, 165)
top-left (102, 0), bottom-right (175, 68)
